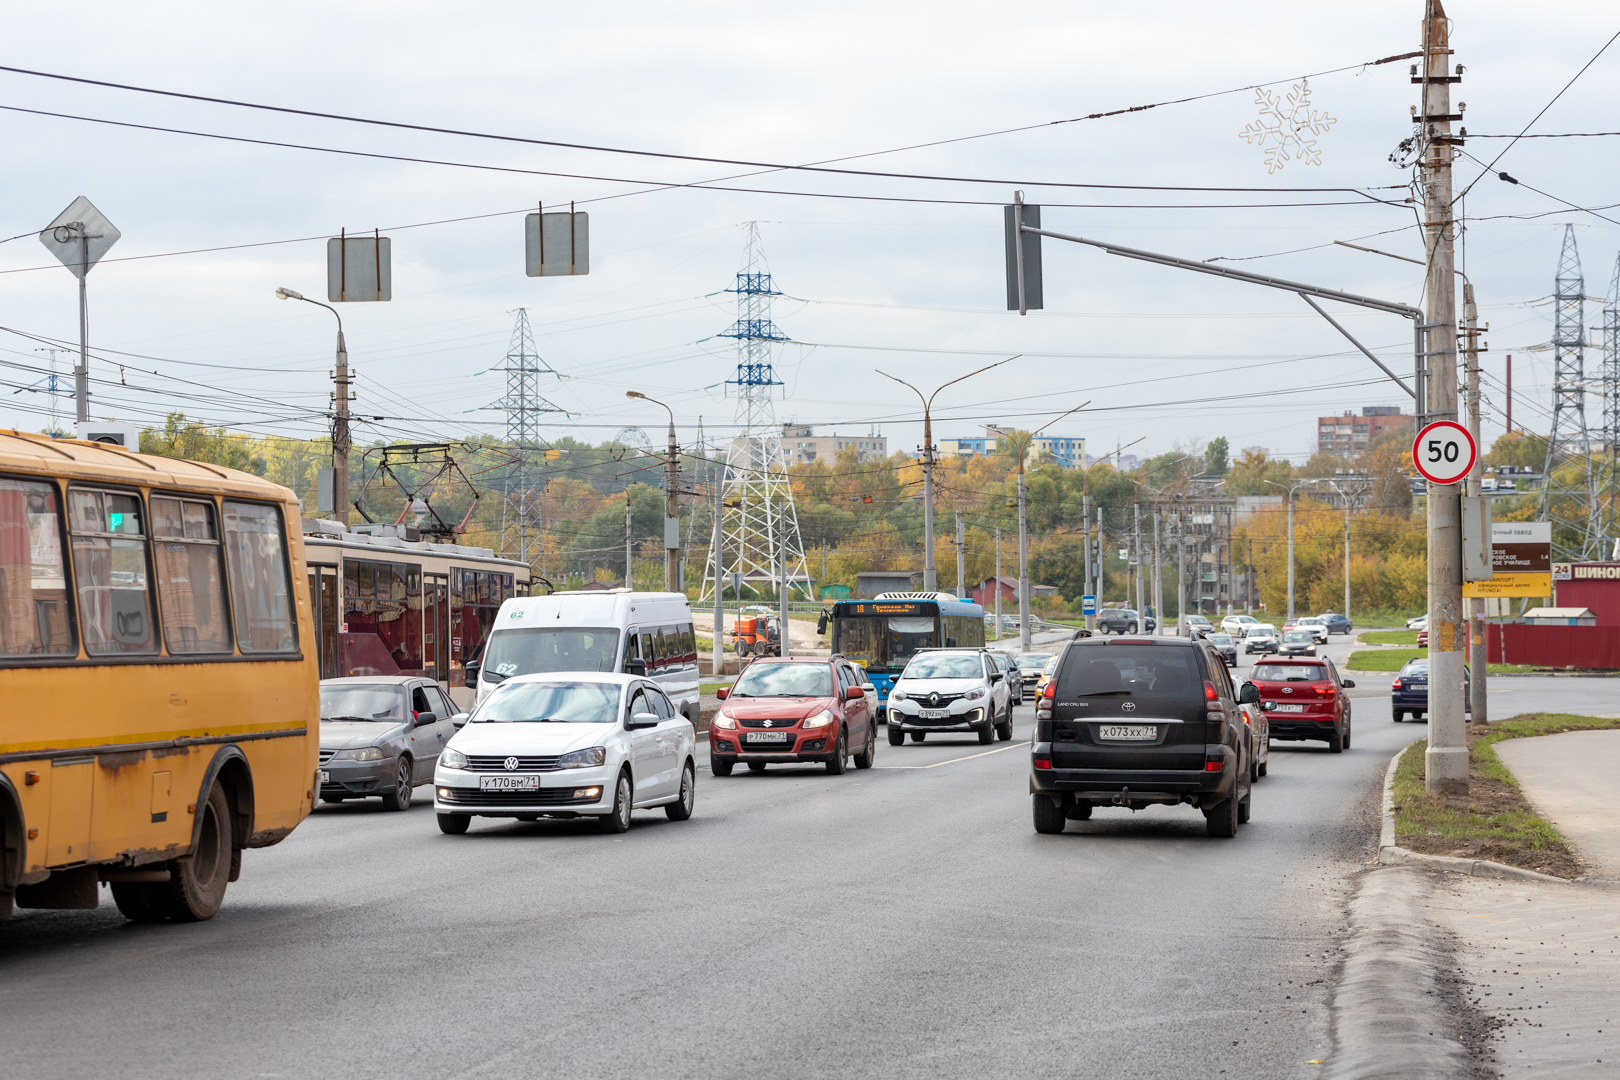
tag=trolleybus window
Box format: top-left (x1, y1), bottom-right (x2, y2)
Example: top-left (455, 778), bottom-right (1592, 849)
top-left (0, 477), bottom-right (75, 656)
top-left (150, 495), bottom-right (231, 654)
top-left (69, 487), bottom-right (156, 655)
top-left (222, 501), bottom-right (297, 653)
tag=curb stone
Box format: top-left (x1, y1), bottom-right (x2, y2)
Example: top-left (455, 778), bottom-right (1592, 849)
top-left (1377, 742), bottom-right (1569, 885)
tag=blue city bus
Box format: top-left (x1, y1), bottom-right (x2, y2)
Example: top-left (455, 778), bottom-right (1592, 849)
top-left (820, 592), bottom-right (987, 720)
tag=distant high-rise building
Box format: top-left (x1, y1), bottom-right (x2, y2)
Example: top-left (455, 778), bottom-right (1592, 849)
top-left (1316, 407), bottom-right (1414, 455)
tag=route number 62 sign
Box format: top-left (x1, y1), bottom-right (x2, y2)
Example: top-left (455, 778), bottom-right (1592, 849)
top-left (1411, 420), bottom-right (1477, 486)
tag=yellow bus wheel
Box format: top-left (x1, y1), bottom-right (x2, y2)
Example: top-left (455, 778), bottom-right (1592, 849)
top-left (165, 784), bottom-right (233, 922)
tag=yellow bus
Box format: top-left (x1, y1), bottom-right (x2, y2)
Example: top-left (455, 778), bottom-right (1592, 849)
top-left (0, 431), bottom-right (318, 922)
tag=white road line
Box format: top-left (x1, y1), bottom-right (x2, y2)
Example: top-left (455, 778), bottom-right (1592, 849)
top-left (875, 740), bottom-right (1032, 769)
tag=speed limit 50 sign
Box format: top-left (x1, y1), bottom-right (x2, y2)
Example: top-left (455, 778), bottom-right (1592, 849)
top-left (1412, 420), bottom-right (1477, 486)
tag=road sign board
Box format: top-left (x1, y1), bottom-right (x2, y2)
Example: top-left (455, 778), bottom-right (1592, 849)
top-left (1411, 420), bottom-right (1476, 486)
top-left (1081, 594), bottom-right (1097, 615)
top-left (39, 196), bottom-right (120, 279)
top-left (1464, 521), bottom-right (1552, 598)
top-left (327, 233), bottom-right (392, 302)
top-left (525, 210), bottom-right (590, 276)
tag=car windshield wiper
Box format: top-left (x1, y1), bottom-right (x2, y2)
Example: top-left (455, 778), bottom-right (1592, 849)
top-left (483, 670), bottom-right (508, 683)
top-left (322, 715), bottom-right (388, 722)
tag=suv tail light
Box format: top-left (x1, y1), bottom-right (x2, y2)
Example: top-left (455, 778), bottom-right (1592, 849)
top-left (1392, 678), bottom-right (1403, 689)
top-left (1203, 680), bottom-right (1218, 701)
top-left (1035, 680), bottom-right (1055, 720)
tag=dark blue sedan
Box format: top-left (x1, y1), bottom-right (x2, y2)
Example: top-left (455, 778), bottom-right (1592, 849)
top-left (1391, 658), bottom-right (1470, 721)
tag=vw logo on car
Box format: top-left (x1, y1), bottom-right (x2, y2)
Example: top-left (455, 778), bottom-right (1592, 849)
top-left (503, 756), bottom-right (520, 771)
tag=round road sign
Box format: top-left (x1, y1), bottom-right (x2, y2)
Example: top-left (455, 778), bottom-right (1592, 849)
top-left (1411, 420), bottom-right (1477, 486)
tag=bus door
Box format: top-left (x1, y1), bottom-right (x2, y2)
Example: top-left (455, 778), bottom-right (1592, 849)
top-left (308, 565), bottom-right (340, 680)
top-left (425, 574), bottom-right (449, 686)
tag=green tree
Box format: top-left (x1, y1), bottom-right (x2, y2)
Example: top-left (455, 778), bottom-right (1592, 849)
top-left (1205, 437), bottom-right (1230, 476)
top-left (140, 412), bottom-right (265, 475)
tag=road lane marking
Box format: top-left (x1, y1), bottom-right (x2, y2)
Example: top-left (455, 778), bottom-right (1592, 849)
top-left (875, 740), bottom-right (1031, 769)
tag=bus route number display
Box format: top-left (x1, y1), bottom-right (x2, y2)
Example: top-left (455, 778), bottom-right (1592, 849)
top-left (1411, 420), bottom-right (1476, 486)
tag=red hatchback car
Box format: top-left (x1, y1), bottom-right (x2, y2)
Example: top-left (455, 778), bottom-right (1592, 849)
top-left (1246, 656), bottom-right (1355, 753)
top-left (709, 656), bottom-right (876, 775)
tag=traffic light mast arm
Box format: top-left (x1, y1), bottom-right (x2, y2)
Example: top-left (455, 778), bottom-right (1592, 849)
top-left (1013, 222), bottom-right (1422, 405)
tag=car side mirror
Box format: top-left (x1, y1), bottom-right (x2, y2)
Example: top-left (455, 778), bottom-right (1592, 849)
top-left (1238, 683), bottom-right (1260, 705)
top-left (415, 711), bottom-right (439, 727)
top-left (816, 613), bottom-right (828, 635)
top-left (845, 686), bottom-right (864, 699)
top-left (626, 658), bottom-right (647, 676)
top-left (1342, 679), bottom-right (1355, 688)
top-left (628, 711), bottom-right (661, 729)
top-left (450, 712), bottom-right (470, 727)
top-left (716, 687), bottom-right (729, 700)
top-left (989, 671), bottom-right (1003, 682)
top-left (462, 660), bottom-right (481, 682)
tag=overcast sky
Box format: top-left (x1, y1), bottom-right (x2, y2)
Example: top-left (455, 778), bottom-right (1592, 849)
top-left (2, 0), bottom-right (1617, 464)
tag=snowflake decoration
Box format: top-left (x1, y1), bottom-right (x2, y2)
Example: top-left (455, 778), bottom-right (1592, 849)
top-left (1240, 79), bottom-right (1336, 174)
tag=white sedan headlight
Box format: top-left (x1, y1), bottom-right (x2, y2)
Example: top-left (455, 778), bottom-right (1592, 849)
top-left (889, 689), bottom-right (908, 701)
top-left (439, 747), bottom-right (470, 770)
top-left (800, 710), bottom-right (835, 729)
top-left (965, 687), bottom-right (986, 701)
top-left (712, 712), bottom-right (738, 729)
top-left (556, 746), bottom-right (607, 769)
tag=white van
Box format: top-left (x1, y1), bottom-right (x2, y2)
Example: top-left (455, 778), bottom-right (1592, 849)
top-left (464, 589), bottom-right (701, 722)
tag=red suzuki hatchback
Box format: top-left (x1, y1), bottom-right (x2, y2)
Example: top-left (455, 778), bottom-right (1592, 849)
top-left (709, 656), bottom-right (876, 775)
top-left (1246, 656), bottom-right (1355, 753)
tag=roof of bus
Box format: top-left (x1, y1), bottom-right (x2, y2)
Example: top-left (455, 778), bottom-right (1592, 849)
top-left (834, 591), bottom-right (984, 611)
top-left (0, 429), bottom-right (296, 501)
top-left (494, 590), bottom-right (690, 628)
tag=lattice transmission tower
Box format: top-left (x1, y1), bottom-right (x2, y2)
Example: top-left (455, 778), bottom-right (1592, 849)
top-left (1536, 226), bottom-right (1604, 560)
top-left (701, 224), bottom-right (809, 600)
top-left (1602, 252), bottom-right (1620, 555)
top-left (486, 309), bottom-right (564, 570)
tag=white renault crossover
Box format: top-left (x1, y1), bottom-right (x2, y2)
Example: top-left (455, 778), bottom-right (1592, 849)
top-left (433, 672), bottom-right (696, 835)
top-left (886, 648), bottom-right (1013, 746)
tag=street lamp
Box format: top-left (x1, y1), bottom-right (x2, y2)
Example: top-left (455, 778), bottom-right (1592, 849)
top-left (878, 357), bottom-right (1016, 597)
top-left (625, 391), bottom-right (682, 594)
top-left (999, 401), bottom-right (1089, 648)
top-left (1262, 476), bottom-right (1335, 620)
top-left (277, 287), bottom-right (350, 526)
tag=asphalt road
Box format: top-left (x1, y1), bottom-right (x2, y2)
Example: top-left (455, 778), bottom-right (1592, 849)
top-left (0, 632), bottom-right (1608, 1080)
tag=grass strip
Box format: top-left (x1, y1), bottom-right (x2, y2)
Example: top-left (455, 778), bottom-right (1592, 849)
top-left (1361, 629), bottom-right (1419, 646)
top-left (1392, 713), bottom-right (1620, 878)
top-left (1346, 649), bottom-right (1538, 674)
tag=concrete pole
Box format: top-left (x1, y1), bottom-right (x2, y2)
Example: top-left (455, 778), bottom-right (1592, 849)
top-left (1176, 503), bottom-right (1186, 635)
top-left (625, 497), bottom-right (633, 588)
top-left (1133, 501), bottom-right (1144, 629)
top-left (1081, 489), bottom-right (1092, 632)
top-left (994, 528), bottom-right (1003, 641)
top-left (332, 328), bottom-right (351, 526)
top-left (711, 477), bottom-right (724, 675)
top-left (665, 416), bottom-right (680, 593)
top-left (922, 411), bottom-right (936, 592)
top-left (954, 508), bottom-right (965, 598)
top-left (778, 502), bottom-right (790, 660)
top-left (76, 235), bottom-right (89, 425)
top-left (1018, 468), bottom-right (1031, 650)
top-left (1285, 490), bottom-right (1296, 621)
top-left (1422, 0), bottom-right (1468, 793)
top-left (1464, 281), bottom-right (1488, 725)
top-left (1095, 504), bottom-right (1104, 612)
top-left (1153, 506), bottom-right (1163, 636)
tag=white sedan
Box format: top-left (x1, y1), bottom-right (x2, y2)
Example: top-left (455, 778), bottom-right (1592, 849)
top-left (1221, 614), bottom-right (1259, 637)
top-left (1295, 617), bottom-right (1330, 644)
top-left (433, 673), bottom-right (696, 834)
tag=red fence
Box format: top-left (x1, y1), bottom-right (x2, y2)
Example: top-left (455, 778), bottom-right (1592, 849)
top-left (1486, 623), bottom-right (1620, 669)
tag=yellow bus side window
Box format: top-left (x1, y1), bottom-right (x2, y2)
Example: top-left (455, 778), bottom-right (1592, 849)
top-left (0, 477), bottom-right (76, 656)
top-left (69, 487), bottom-right (157, 656)
top-left (222, 501), bottom-right (297, 653)
top-left (151, 496), bottom-right (232, 654)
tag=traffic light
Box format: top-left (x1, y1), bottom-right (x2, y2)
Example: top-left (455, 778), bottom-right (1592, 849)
top-left (1003, 201), bottom-right (1043, 311)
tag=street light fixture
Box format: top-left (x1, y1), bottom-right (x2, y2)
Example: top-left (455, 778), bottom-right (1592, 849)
top-left (878, 357), bottom-right (1017, 597)
top-left (624, 391), bottom-right (682, 594)
top-left (1001, 400), bottom-right (1089, 649)
top-left (276, 286), bottom-right (350, 526)
top-left (1262, 476), bottom-right (1336, 620)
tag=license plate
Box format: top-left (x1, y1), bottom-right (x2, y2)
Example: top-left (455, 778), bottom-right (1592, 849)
top-left (1271, 704), bottom-right (1305, 713)
top-left (1097, 725), bottom-right (1157, 741)
top-left (478, 775), bottom-right (540, 792)
top-left (919, 709), bottom-right (950, 719)
top-left (745, 731), bottom-right (789, 743)
top-left (319, 770), bottom-right (330, 783)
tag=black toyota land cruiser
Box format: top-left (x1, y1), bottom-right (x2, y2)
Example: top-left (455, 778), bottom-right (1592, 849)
top-left (1030, 635), bottom-right (1257, 837)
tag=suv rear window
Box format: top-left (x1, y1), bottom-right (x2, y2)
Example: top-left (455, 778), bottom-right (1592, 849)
top-left (1251, 662), bottom-right (1327, 681)
top-left (1056, 646), bottom-right (1201, 700)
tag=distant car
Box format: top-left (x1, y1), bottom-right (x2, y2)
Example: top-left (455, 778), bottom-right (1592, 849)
top-left (1248, 657), bottom-right (1354, 753)
top-left (1096, 608), bottom-right (1153, 634)
top-left (988, 651), bottom-right (1024, 704)
top-left (1013, 652), bottom-right (1052, 701)
top-left (1243, 624), bottom-right (1279, 655)
top-left (1221, 614), bottom-right (1260, 636)
top-left (1034, 654), bottom-right (1059, 698)
top-left (1183, 615), bottom-right (1214, 637)
top-left (889, 648), bottom-right (1014, 745)
top-left (1319, 613), bottom-right (1353, 635)
top-left (1205, 632), bottom-right (1239, 667)
top-left (1391, 658), bottom-right (1471, 722)
top-left (1416, 628), bottom-right (1429, 648)
top-left (433, 672), bottom-right (697, 833)
top-left (1295, 617), bottom-right (1329, 644)
top-left (1407, 614), bottom-right (1429, 631)
top-left (320, 676), bottom-right (462, 811)
top-left (1278, 630), bottom-right (1318, 657)
top-left (711, 656), bottom-right (877, 774)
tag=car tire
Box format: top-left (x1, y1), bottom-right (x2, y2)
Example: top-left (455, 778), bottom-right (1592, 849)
top-left (910, 732), bottom-right (927, 743)
top-left (437, 813), bottom-right (470, 835)
top-left (1327, 731), bottom-right (1344, 753)
top-left (380, 758), bottom-right (414, 812)
top-left (711, 756), bottom-right (734, 776)
top-left (996, 711), bottom-right (1013, 741)
top-left (1127, 622), bottom-right (1138, 634)
top-left (160, 783), bottom-right (234, 921)
top-left (1257, 759), bottom-right (1268, 778)
top-left (1032, 794), bottom-right (1067, 834)
top-left (888, 726), bottom-right (906, 746)
top-left (1205, 794), bottom-right (1239, 838)
top-left (111, 881), bottom-right (169, 923)
top-left (826, 729), bottom-right (848, 775)
top-left (1392, 709), bottom-right (1405, 723)
top-left (1343, 723), bottom-right (1351, 750)
top-left (598, 771), bottom-right (633, 833)
top-left (747, 762), bottom-right (767, 772)
top-left (977, 719), bottom-right (994, 745)
top-left (1238, 791), bottom-right (1252, 824)
top-left (853, 723), bottom-right (876, 769)
top-left (1249, 752), bottom-right (1260, 783)
top-left (665, 761), bottom-right (695, 821)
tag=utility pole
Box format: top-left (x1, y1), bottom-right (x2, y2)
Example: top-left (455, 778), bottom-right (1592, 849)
top-left (665, 417), bottom-right (680, 593)
top-left (1175, 499), bottom-right (1186, 634)
top-left (625, 497), bottom-right (633, 588)
top-left (1081, 489), bottom-right (1092, 632)
top-left (994, 528), bottom-right (1003, 641)
top-left (955, 508), bottom-right (966, 598)
top-left (1153, 505), bottom-right (1163, 636)
top-left (711, 475), bottom-right (724, 675)
top-left (275, 287), bottom-right (349, 525)
top-left (1095, 505), bottom-right (1105, 615)
top-left (1133, 501), bottom-right (1144, 628)
top-left (1463, 279), bottom-right (1488, 724)
top-left (1018, 460), bottom-right (1030, 649)
top-left (1247, 539), bottom-right (1255, 615)
top-left (1421, 0), bottom-right (1468, 793)
top-left (778, 501), bottom-right (791, 659)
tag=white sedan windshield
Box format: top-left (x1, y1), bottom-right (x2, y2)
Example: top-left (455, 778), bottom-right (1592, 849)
top-left (475, 681), bottom-right (620, 723)
top-left (904, 654), bottom-right (983, 680)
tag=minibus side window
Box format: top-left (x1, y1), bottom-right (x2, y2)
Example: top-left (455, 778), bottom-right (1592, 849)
top-left (69, 487), bottom-right (158, 656)
top-left (222, 501), bottom-right (298, 653)
top-left (0, 477), bottom-right (76, 656)
top-left (151, 496), bottom-right (232, 654)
